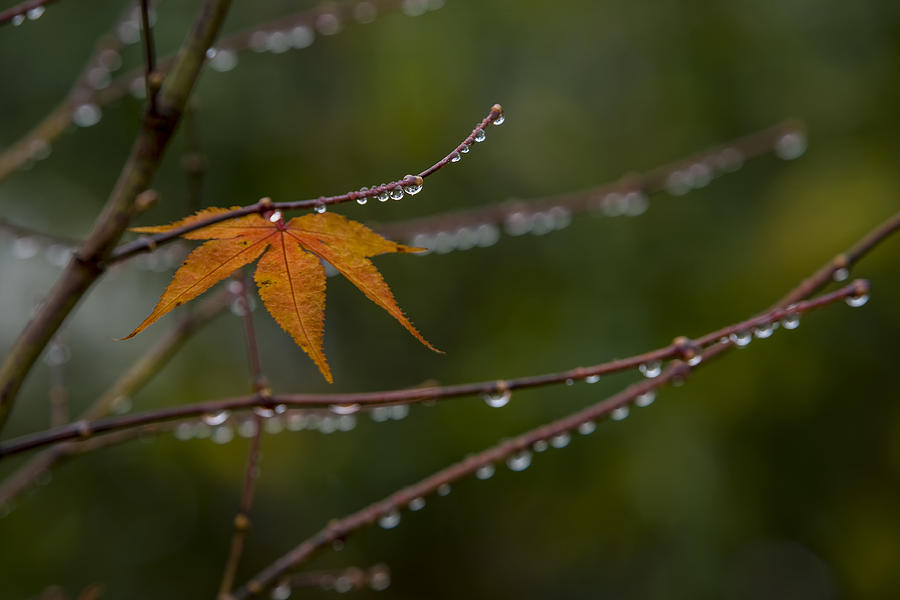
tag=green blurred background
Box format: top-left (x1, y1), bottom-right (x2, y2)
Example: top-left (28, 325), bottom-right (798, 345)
top-left (1, 0), bottom-right (899, 598)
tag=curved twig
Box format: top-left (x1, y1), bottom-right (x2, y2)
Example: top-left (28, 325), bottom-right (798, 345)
top-left (107, 104), bottom-right (505, 264)
top-left (373, 120), bottom-right (804, 243)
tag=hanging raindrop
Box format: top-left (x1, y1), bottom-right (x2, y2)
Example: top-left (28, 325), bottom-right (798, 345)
top-left (506, 450), bottom-right (532, 471)
top-left (483, 389), bottom-right (511, 408)
top-left (846, 294), bottom-right (869, 308)
top-left (610, 406), bottom-right (630, 421)
top-left (475, 464), bottom-right (495, 480)
top-left (639, 360), bottom-right (662, 378)
top-left (473, 128), bottom-right (486, 142)
top-left (378, 510), bottom-right (401, 529)
top-left (635, 390), bottom-right (656, 407)
top-left (729, 331), bottom-right (752, 347)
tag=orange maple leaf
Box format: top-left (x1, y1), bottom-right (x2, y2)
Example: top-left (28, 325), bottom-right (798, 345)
top-left (122, 207), bottom-right (439, 382)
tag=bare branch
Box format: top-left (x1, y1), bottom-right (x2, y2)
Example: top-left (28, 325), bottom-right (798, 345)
top-left (218, 275), bottom-right (269, 598)
top-left (107, 104), bottom-right (505, 264)
top-left (374, 120), bottom-right (803, 244)
top-left (0, 0), bottom-right (234, 431)
top-left (0, 279), bottom-right (870, 460)
top-left (0, 289), bottom-right (230, 508)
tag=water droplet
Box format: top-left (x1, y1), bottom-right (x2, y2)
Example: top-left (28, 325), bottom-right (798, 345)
top-left (314, 203), bottom-right (327, 214)
top-left (639, 360), bottom-right (662, 378)
top-left (493, 114), bottom-right (505, 126)
top-left (781, 312), bottom-right (801, 330)
top-left (264, 417), bottom-right (284, 434)
top-left (370, 406), bottom-right (391, 422)
top-left (390, 404), bottom-right (409, 420)
top-left (450, 151), bottom-right (461, 163)
top-left (686, 354), bottom-right (702, 367)
top-left (330, 403), bottom-right (360, 415)
top-left (337, 415), bottom-right (356, 431)
top-left (378, 509), bottom-right (401, 529)
top-left (129, 76), bottom-right (146, 99)
top-left (753, 323), bottom-right (776, 339)
top-left (315, 13), bottom-right (342, 35)
top-left (238, 419), bottom-right (258, 437)
top-left (665, 171), bottom-right (691, 196)
top-left (565, 378), bottom-right (574, 386)
top-left (11, 14), bottom-right (25, 26)
top-left (610, 406), bottom-right (630, 421)
top-left (27, 7), bottom-right (45, 20)
top-left (210, 49), bottom-right (238, 72)
top-left (291, 25), bottom-right (314, 48)
top-left (408, 497), bottom-right (426, 511)
top-left (437, 483), bottom-right (452, 496)
top-left (212, 426), bottom-right (234, 444)
top-left (13, 237), bottom-right (39, 259)
top-left (475, 464), bottom-right (495, 480)
top-left (550, 433), bottom-right (571, 448)
top-left (253, 406), bottom-right (276, 418)
top-left (266, 31), bottom-right (291, 53)
top-left (846, 294), bottom-right (869, 308)
top-left (832, 267), bottom-right (849, 282)
top-left (87, 67), bottom-right (111, 90)
top-left (73, 104), bottom-right (102, 128)
top-left (334, 576), bottom-right (354, 593)
top-left (483, 389), bottom-right (511, 408)
top-left (635, 390), bottom-right (656, 407)
top-left (268, 210), bottom-right (283, 222)
top-left (402, 0), bottom-right (429, 16)
top-left (286, 412), bottom-right (306, 431)
top-left (203, 410), bottom-right (230, 426)
top-left (584, 374), bottom-right (600, 384)
top-left (506, 450), bottom-right (532, 471)
top-left (389, 188), bottom-right (404, 200)
top-left (369, 567), bottom-right (391, 591)
top-left (473, 128), bottom-right (486, 143)
top-left (460, 145), bottom-right (470, 154)
top-left (577, 421), bottom-right (596, 435)
top-left (376, 190), bottom-right (389, 202)
top-left (271, 583), bottom-right (291, 600)
top-left (729, 331), bottom-right (752, 347)
top-left (532, 439), bottom-right (549, 452)
top-left (687, 162), bottom-right (713, 188)
top-left (174, 422), bottom-right (194, 440)
top-left (775, 131), bottom-right (807, 160)
top-left (403, 183), bottom-right (422, 196)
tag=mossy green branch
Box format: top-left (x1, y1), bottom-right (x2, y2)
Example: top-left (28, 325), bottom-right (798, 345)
top-left (0, 0), bottom-right (233, 431)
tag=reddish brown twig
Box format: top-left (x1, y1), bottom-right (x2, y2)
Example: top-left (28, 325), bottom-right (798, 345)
top-left (373, 120), bottom-right (803, 243)
top-left (107, 105), bottom-right (505, 264)
top-left (218, 275), bottom-right (269, 598)
top-left (0, 279), bottom-right (869, 460)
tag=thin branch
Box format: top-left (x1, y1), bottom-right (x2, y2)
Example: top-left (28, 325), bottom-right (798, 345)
top-left (0, 218), bottom-right (79, 247)
top-left (0, 289), bottom-right (230, 508)
top-left (107, 104), bottom-right (505, 264)
top-left (0, 4), bottom-right (134, 181)
top-left (0, 0), bottom-right (57, 26)
top-left (282, 564), bottom-right (391, 593)
top-left (0, 0), bottom-right (233, 432)
top-left (0, 0), bottom-right (430, 180)
top-left (373, 120), bottom-right (803, 243)
top-left (0, 279), bottom-right (869, 460)
top-left (138, 0), bottom-right (158, 113)
top-left (771, 211), bottom-right (900, 309)
top-left (218, 275), bottom-right (268, 598)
